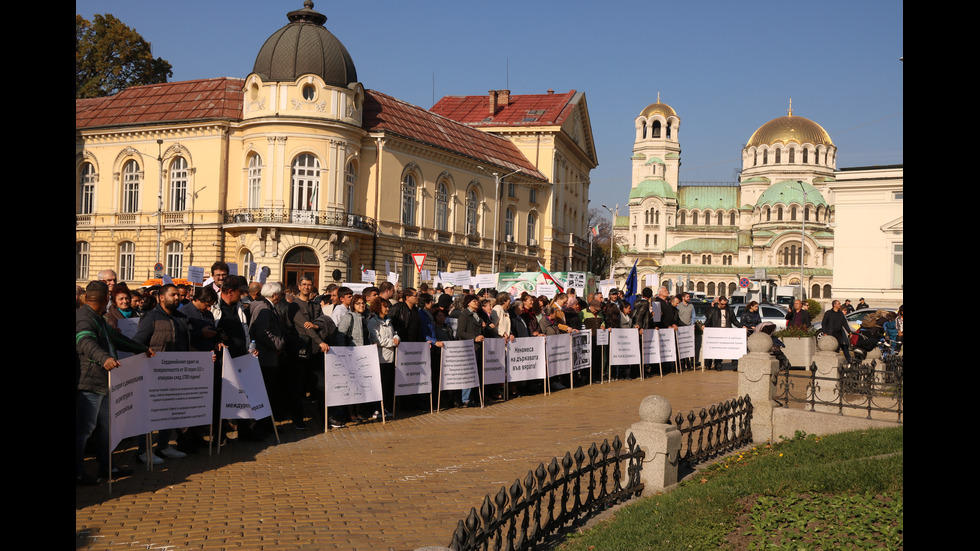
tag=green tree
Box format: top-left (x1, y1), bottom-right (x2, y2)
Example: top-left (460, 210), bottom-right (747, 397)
top-left (76, 14), bottom-right (173, 98)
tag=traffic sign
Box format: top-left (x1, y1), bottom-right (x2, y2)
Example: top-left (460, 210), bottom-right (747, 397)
top-left (739, 277), bottom-right (750, 288)
top-left (411, 253), bottom-right (427, 274)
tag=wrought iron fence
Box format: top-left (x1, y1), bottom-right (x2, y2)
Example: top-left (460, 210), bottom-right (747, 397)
top-left (772, 356), bottom-right (903, 422)
top-left (673, 395), bottom-right (754, 469)
top-left (223, 207), bottom-right (376, 231)
top-left (448, 434), bottom-right (645, 551)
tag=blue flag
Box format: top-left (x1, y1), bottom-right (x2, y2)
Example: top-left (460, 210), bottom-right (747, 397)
top-left (623, 259), bottom-right (639, 306)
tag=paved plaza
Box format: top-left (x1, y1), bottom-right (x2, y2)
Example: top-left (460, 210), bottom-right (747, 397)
top-left (76, 369), bottom-right (738, 550)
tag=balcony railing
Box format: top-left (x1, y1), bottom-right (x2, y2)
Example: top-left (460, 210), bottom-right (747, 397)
top-left (224, 207), bottom-right (376, 232)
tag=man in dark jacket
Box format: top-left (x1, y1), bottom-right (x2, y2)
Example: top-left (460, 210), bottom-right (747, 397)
top-left (248, 282), bottom-right (285, 427)
top-left (785, 299), bottom-right (811, 328)
top-left (76, 281), bottom-right (153, 484)
top-left (631, 288), bottom-right (652, 330)
top-left (704, 296), bottom-right (742, 371)
top-left (820, 300), bottom-right (853, 362)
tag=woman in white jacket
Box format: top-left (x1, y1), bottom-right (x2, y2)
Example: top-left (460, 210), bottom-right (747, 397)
top-left (368, 297), bottom-right (399, 418)
top-left (491, 292), bottom-right (513, 340)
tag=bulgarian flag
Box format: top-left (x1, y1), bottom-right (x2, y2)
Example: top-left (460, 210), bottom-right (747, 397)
top-left (537, 262), bottom-right (565, 293)
top-left (590, 225), bottom-right (600, 237)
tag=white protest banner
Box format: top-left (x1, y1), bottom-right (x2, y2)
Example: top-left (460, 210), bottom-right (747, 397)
top-left (596, 328), bottom-right (609, 346)
top-left (546, 334), bottom-right (573, 376)
top-left (108, 354), bottom-right (150, 452)
top-left (475, 273), bottom-right (497, 289)
top-left (227, 262), bottom-right (239, 276)
top-left (139, 352), bottom-right (214, 433)
top-left (651, 300), bottom-right (663, 323)
top-left (421, 269), bottom-right (430, 282)
top-left (116, 317), bottom-right (140, 341)
top-left (162, 274), bottom-right (174, 285)
top-left (598, 279), bottom-right (616, 297)
top-left (658, 328), bottom-right (678, 362)
top-left (507, 336), bottom-right (547, 382)
top-left (645, 273), bottom-right (659, 289)
top-left (361, 269), bottom-right (377, 284)
top-left (440, 340), bottom-right (480, 391)
top-left (385, 260), bottom-right (390, 275)
top-left (187, 266), bottom-right (205, 285)
top-left (535, 283), bottom-right (558, 297)
top-left (388, 272), bottom-right (399, 286)
top-left (676, 325), bottom-right (696, 359)
top-left (483, 337), bottom-right (507, 385)
top-left (343, 282), bottom-right (371, 294)
top-left (642, 329), bottom-right (661, 364)
top-left (324, 345), bottom-right (383, 406)
top-left (453, 270), bottom-right (473, 289)
top-left (220, 349), bottom-right (271, 421)
top-left (394, 341), bottom-right (432, 397)
top-left (609, 329), bottom-right (641, 366)
top-left (248, 261), bottom-right (258, 280)
top-left (571, 331), bottom-right (592, 371)
top-left (438, 271), bottom-right (454, 286)
top-left (703, 327), bottom-right (747, 360)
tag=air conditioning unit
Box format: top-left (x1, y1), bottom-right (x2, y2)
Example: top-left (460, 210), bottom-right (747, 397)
top-left (506, 234), bottom-right (514, 243)
top-left (529, 238), bottom-right (538, 247)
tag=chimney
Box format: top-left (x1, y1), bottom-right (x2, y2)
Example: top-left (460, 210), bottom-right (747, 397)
top-left (489, 89), bottom-right (510, 115)
top-left (498, 89), bottom-right (510, 106)
top-left (488, 90), bottom-right (498, 115)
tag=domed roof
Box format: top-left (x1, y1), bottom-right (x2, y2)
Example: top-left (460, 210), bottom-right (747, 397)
top-left (746, 107), bottom-right (832, 148)
top-left (756, 180), bottom-right (828, 207)
top-left (629, 178), bottom-right (676, 203)
top-left (639, 101), bottom-right (677, 120)
top-left (252, 2), bottom-right (357, 87)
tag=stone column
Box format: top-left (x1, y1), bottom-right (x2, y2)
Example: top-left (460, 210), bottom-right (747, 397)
top-left (738, 332), bottom-right (779, 444)
top-left (812, 335), bottom-right (843, 414)
top-left (627, 395), bottom-right (681, 493)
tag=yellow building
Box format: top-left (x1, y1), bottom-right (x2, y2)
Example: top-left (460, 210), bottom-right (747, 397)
top-left (75, 3), bottom-right (596, 289)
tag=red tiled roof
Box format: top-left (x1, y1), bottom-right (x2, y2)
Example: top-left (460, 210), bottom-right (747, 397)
top-left (75, 78), bottom-right (245, 129)
top-left (430, 90), bottom-right (578, 127)
top-left (363, 90), bottom-right (547, 182)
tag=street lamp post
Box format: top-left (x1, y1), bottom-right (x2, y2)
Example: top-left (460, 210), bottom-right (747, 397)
top-left (478, 166), bottom-right (520, 274)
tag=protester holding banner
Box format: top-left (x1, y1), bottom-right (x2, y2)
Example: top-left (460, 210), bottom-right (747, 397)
top-left (455, 295), bottom-right (486, 407)
top-left (76, 280), bottom-right (154, 485)
top-left (367, 297), bottom-right (399, 417)
top-left (216, 276), bottom-right (268, 441)
top-left (491, 293), bottom-right (512, 339)
top-left (248, 282), bottom-right (286, 433)
top-left (704, 295), bottom-right (741, 371)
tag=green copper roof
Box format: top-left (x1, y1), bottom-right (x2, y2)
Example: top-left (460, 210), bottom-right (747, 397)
top-left (614, 215), bottom-right (630, 228)
top-left (644, 156), bottom-right (664, 165)
top-left (631, 153), bottom-right (646, 160)
top-left (629, 178), bottom-right (676, 202)
top-left (756, 180), bottom-right (828, 207)
top-left (665, 238), bottom-right (738, 254)
top-left (678, 185), bottom-right (739, 210)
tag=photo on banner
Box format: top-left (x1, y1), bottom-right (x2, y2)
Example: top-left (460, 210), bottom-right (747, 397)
top-left (571, 331), bottom-right (592, 371)
top-left (324, 346), bottom-right (383, 407)
top-left (394, 341), bottom-right (432, 397)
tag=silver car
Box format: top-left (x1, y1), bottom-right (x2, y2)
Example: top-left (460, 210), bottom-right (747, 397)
top-left (732, 303), bottom-right (789, 330)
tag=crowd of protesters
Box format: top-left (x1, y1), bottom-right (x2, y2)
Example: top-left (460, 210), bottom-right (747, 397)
top-left (77, 262), bottom-right (750, 485)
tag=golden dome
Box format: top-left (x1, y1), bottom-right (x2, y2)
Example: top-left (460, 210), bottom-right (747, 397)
top-left (639, 101), bottom-right (677, 120)
top-left (746, 109), bottom-right (832, 148)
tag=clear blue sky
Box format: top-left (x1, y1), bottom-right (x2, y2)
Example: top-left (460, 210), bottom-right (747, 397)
top-left (77, 1), bottom-right (903, 211)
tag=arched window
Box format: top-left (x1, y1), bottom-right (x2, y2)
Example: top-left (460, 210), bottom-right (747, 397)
top-left (641, 121), bottom-right (647, 139)
top-left (775, 149), bottom-right (781, 163)
top-left (791, 206), bottom-right (797, 221)
top-left (804, 206), bottom-right (810, 221)
top-left (777, 207), bottom-right (783, 221)
top-left (655, 210), bottom-right (660, 224)
top-left (435, 182), bottom-right (449, 231)
top-left (762, 150), bottom-right (768, 164)
top-left (766, 207), bottom-right (771, 222)
top-left (803, 149), bottom-right (809, 163)
top-left (166, 241), bottom-right (183, 279)
top-left (730, 212), bottom-right (736, 225)
top-left (652, 120), bottom-right (661, 138)
top-left (645, 234), bottom-right (649, 247)
top-left (79, 163), bottom-right (95, 215)
top-left (291, 154), bottom-right (319, 223)
top-left (679, 211), bottom-right (686, 225)
top-left (242, 250), bottom-right (253, 278)
top-left (644, 211), bottom-right (649, 224)
top-left (789, 148), bottom-right (795, 163)
top-left (811, 284), bottom-right (821, 299)
top-left (169, 157), bottom-right (187, 211)
top-left (753, 151), bottom-right (758, 166)
top-left (666, 121), bottom-right (672, 139)
top-left (465, 189), bottom-right (478, 235)
top-left (119, 241), bottom-right (136, 281)
top-left (704, 210), bottom-right (711, 225)
top-left (823, 284), bottom-right (832, 297)
top-left (401, 173), bottom-right (417, 226)
top-left (654, 234), bottom-right (658, 246)
top-left (505, 208), bottom-right (515, 241)
top-left (697, 281), bottom-right (705, 292)
top-left (345, 161), bottom-right (356, 213)
top-left (527, 213), bottom-right (537, 246)
top-left (717, 211), bottom-right (723, 225)
top-left (122, 160), bottom-right (140, 213)
top-left (693, 211), bottom-right (699, 225)
top-left (707, 282), bottom-right (716, 296)
top-left (248, 155), bottom-right (262, 209)
top-left (76, 241), bottom-right (90, 280)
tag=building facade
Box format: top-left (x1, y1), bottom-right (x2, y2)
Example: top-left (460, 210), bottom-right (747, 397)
top-left (614, 99), bottom-right (839, 300)
top-left (75, 3), bottom-right (595, 290)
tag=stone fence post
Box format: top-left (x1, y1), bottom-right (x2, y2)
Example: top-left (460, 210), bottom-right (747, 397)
top-left (737, 332), bottom-right (779, 443)
top-left (627, 395), bottom-right (681, 492)
top-left (812, 335), bottom-right (844, 414)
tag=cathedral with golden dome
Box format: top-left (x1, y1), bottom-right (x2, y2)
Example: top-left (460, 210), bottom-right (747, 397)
top-left (613, 98), bottom-right (839, 301)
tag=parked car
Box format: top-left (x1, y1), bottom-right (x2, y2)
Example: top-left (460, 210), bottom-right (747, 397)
top-left (812, 308), bottom-right (896, 332)
top-left (732, 303), bottom-right (789, 330)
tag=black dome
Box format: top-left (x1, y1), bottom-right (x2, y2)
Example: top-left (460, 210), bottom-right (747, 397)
top-left (251, 1), bottom-right (357, 87)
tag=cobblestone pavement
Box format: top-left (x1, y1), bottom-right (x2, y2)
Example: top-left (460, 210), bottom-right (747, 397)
top-left (76, 369), bottom-right (738, 550)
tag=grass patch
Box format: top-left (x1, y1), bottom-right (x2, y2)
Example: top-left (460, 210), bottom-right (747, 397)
top-left (556, 427), bottom-right (903, 550)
